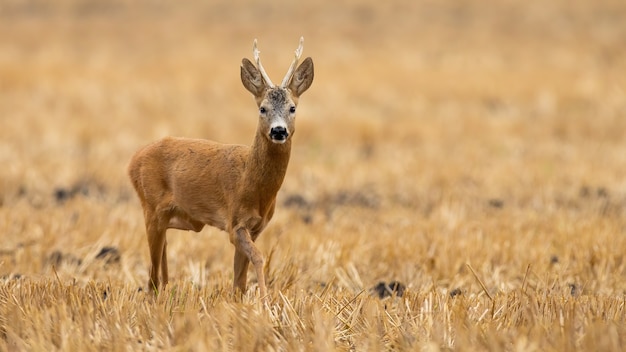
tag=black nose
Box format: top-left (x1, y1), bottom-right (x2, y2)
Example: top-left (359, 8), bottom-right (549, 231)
top-left (270, 126), bottom-right (289, 140)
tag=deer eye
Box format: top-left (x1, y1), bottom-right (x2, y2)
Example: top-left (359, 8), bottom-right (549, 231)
top-left (259, 107), bottom-right (267, 114)
top-left (289, 106), bottom-right (296, 113)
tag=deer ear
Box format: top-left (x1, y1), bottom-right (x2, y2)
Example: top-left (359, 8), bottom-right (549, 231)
top-left (241, 58), bottom-right (265, 97)
top-left (289, 57), bottom-right (314, 98)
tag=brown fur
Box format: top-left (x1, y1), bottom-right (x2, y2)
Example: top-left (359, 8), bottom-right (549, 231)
top-left (128, 41), bottom-right (314, 297)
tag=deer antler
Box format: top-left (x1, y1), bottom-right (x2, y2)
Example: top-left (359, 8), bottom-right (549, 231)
top-left (253, 39), bottom-right (275, 88)
top-left (280, 37), bottom-right (304, 87)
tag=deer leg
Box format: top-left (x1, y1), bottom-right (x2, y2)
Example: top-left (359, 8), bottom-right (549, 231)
top-left (233, 249), bottom-right (250, 295)
top-left (234, 227), bottom-right (267, 298)
top-left (161, 240), bottom-right (169, 287)
top-left (146, 217), bottom-right (167, 292)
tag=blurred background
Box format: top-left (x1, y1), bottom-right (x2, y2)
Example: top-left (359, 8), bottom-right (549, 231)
top-left (1, 0), bottom-right (624, 192)
top-left (0, 0), bottom-right (625, 287)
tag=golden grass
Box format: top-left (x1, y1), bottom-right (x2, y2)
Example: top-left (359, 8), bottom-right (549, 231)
top-left (1, 0), bottom-right (626, 350)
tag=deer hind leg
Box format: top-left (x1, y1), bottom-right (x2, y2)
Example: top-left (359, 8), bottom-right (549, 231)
top-left (146, 213), bottom-right (168, 292)
top-left (161, 239), bottom-right (169, 287)
top-left (233, 227), bottom-right (267, 298)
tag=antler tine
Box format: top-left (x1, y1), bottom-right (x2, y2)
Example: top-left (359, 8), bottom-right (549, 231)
top-left (253, 39), bottom-right (275, 88)
top-left (280, 37), bottom-right (304, 87)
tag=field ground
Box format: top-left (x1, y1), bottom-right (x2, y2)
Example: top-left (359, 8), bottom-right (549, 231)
top-left (1, 0), bottom-right (626, 350)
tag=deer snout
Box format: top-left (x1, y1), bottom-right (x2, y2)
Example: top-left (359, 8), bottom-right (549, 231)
top-left (269, 126), bottom-right (289, 143)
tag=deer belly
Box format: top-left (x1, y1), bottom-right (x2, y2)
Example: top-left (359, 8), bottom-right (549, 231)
top-left (168, 216), bottom-right (205, 232)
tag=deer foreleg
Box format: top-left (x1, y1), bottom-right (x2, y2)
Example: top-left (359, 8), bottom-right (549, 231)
top-left (233, 249), bottom-right (250, 295)
top-left (233, 227), bottom-right (267, 298)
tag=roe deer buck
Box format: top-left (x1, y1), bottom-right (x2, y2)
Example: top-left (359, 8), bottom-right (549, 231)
top-left (128, 38), bottom-right (314, 297)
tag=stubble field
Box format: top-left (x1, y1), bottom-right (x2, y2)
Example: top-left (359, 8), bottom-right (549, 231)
top-left (1, 0), bottom-right (626, 350)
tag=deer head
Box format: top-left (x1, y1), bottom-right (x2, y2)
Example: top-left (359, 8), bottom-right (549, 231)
top-left (240, 37), bottom-right (314, 144)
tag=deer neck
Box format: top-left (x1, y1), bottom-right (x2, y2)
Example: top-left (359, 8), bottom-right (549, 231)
top-left (245, 130), bottom-right (292, 199)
